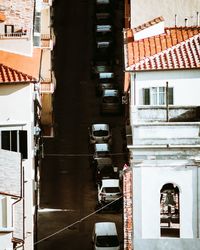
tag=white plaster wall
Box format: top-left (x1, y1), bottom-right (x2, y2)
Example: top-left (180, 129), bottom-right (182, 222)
top-left (0, 83), bottom-right (35, 250)
top-left (133, 164), bottom-right (198, 239)
top-left (131, 0), bottom-right (200, 28)
top-left (0, 233), bottom-right (13, 250)
top-left (129, 70), bottom-right (200, 124)
top-left (0, 38), bottom-right (33, 57)
top-left (0, 84), bottom-right (33, 123)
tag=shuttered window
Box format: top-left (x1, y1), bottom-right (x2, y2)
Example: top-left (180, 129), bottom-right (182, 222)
top-left (142, 87), bottom-right (173, 105)
top-left (1, 130), bottom-right (27, 159)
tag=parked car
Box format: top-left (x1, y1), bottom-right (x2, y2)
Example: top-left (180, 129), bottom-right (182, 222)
top-left (91, 156), bottom-right (113, 169)
top-left (95, 0), bottom-right (114, 14)
top-left (92, 222), bottom-right (120, 250)
top-left (96, 72), bottom-right (116, 95)
top-left (88, 123), bottom-right (112, 145)
top-left (100, 89), bottom-right (122, 114)
top-left (93, 143), bottom-right (111, 160)
top-left (95, 164), bottom-right (117, 185)
top-left (95, 12), bottom-right (113, 26)
top-left (97, 178), bottom-right (122, 205)
top-left (92, 62), bottom-right (113, 77)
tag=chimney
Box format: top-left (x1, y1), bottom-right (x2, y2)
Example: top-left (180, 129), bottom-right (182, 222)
top-left (133, 16), bottom-right (165, 41)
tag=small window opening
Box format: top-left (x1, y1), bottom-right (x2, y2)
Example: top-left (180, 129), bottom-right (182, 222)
top-left (160, 183), bottom-right (180, 237)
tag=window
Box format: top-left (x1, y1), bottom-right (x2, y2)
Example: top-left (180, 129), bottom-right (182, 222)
top-left (1, 130), bottom-right (27, 159)
top-left (0, 196), bottom-right (13, 232)
top-left (4, 25), bottom-right (14, 34)
top-left (143, 87), bottom-right (173, 105)
top-left (160, 183), bottom-right (180, 237)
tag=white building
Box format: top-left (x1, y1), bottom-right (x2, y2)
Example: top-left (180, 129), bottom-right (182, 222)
top-left (129, 0), bottom-right (200, 28)
top-left (123, 17), bottom-right (200, 250)
top-left (0, 63), bottom-right (41, 250)
top-left (0, 150), bottom-right (23, 250)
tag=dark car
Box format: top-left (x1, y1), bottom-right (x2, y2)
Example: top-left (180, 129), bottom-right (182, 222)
top-left (95, 0), bottom-right (114, 14)
top-left (95, 164), bottom-right (117, 185)
top-left (100, 89), bottom-right (122, 114)
top-left (96, 72), bottom-right (116, 95)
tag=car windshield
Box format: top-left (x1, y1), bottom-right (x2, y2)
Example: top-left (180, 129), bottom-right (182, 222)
top-left (103, 96), bottom-right (119, 103)
top-left (96, 236), bottom-right (119, 247)
top-left (102, 187), bottom-right (120, 193)
top-left (93, 130), bottom-right (108, 136)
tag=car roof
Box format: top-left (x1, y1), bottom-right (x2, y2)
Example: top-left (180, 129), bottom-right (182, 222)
top-left (95, 143), bottom-right (109, 152)
top-left (102, 178), bottom-right (119, 187)
top-left (96, 157), bottom-right (113, 165)
top-left (94, 222), bottom-right (117, 236)
top-left (92, 123), bottom-right (109, 131)
top-left (99, 72), bottom-right (114, 78)
top-left (103, 89), bottom-right (119, 96)
top-left (96, 25), bottom-right (112, 32)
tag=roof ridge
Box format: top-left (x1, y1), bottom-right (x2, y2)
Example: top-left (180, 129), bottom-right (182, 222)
top-left (130, 34), bottom-right (200, 69)
top-left (136, 34), bottom-right (199, 63)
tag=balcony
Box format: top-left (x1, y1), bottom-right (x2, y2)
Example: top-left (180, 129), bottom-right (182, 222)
top-left (132, 122), bottom-right (200, 146)
top-left (131, 106), bottom-right (200, 123)
top-left (40, 80), bottom-right (54, 93)
top-left (0, 28), bottom-right (31, 40)
top-left (41, 34), bottom-right (53, 49)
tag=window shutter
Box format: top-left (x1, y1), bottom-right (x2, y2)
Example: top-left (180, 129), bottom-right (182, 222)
top-left (168, 88), bottom-right (174, 104)
top-left (19, 131), bottom-right (28, 159)
top-left (143, 88), bottom-right (150, 105)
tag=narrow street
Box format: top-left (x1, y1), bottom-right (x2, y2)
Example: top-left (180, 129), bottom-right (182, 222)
top-left (37, 0), bottom-right (125, 249)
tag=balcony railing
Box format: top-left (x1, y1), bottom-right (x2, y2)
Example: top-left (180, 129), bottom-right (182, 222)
top-left (132, 106), bottom-right (200, 123)
top-left (40, 81), bottom-right (55, 93)
top-left (0, 30), bottom-right (30, 40)
top-left (41, 34), bottom-right (53, 49)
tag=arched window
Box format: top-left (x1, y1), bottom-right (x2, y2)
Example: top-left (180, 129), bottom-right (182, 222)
top-left (160, 183), bottom-right (180, 237)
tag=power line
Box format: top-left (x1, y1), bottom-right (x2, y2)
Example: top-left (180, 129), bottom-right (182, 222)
top-left (44, 152), bottom-right (128, 157)
top-left (33, 196), bottom-right (123, 246)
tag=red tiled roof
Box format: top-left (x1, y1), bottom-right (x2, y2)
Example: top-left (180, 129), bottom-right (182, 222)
top-left (0, 49), bottom-right (41, 79)
top-left (0, 64), bottom-right (36, 83)
top-left (124, 27), bottom-right (200, 71)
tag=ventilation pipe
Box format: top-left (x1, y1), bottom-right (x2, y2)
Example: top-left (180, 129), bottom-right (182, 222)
top-left (197, 12), bottom-right (199, 26)
top-left (175, 14), bottom-right (177, 27)
top-left (184, 18), bottom-right (188, 26)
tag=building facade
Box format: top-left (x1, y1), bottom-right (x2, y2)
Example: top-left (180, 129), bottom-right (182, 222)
top-left (123, 16), bottom-right (200, 250)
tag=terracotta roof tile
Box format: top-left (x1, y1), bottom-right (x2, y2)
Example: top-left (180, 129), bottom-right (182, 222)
top-left (0, 49), bottom-right (41, 79)
top-left (124, 27), bottom-right (200, 71)
top-left (0, 64), bottom-right (36, 83)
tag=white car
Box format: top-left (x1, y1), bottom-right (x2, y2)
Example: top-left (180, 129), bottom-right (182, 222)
top-left (92, 222), bottom-right (120, 250)
top-left (89, 124), bottom-right (112, 144)
top-left (97, 179), bottom-right (121, 205)
top-left (93, 143), bottom-right (111, 160)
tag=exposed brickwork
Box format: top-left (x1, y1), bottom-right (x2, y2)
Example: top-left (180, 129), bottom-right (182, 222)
top-left (1, 0), bottom-right (34, 30)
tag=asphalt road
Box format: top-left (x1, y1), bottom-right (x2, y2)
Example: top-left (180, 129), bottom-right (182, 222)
top-left (37, 0), bottom-right (125, 249)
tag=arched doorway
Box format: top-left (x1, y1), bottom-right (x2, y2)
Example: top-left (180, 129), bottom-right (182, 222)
top-left (160, 183), bottom-right (180, 237)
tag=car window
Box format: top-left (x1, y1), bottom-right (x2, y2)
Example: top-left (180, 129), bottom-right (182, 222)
top-left (93, 130), bottom-right (108, 136)
top-left (102, 187), bottom-right (121, 193)
top-left (96, 236), bottom-right (119, 247)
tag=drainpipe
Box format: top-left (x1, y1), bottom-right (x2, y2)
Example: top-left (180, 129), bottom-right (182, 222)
top-left (166, 81), bottom-right (169, 122)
